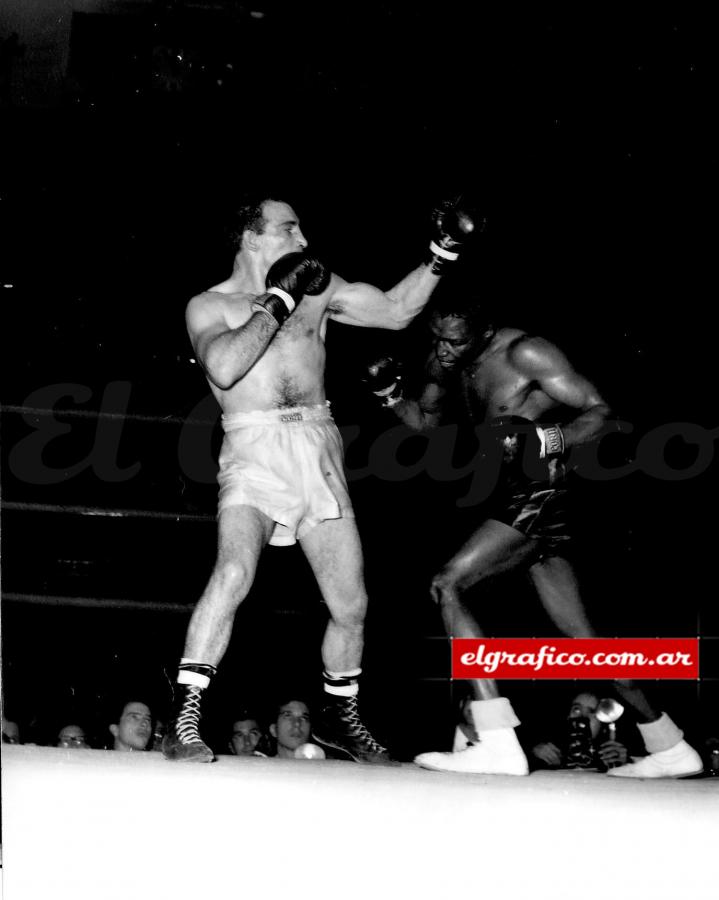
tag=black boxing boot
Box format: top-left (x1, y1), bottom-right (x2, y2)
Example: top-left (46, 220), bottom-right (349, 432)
top-left (162, 661), bottom-right (216, 763)
top-left (313, 670), bottom-right (390, 764)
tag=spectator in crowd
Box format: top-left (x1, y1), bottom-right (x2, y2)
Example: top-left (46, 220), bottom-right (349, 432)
top-left (2, 716), bottom-right (20, 745)
top-left (151, 719), bottom-right (167, 752)
top-left (269, 699), bottom-right (312, 759)
top-left (56, 723), bottom-right (90, 749)
top-left (229, 711), bottom-right (268, 757)
top-left (529, 690), bottom-right (633, 771)
top-left (108, 700), bottom-right (153, 752)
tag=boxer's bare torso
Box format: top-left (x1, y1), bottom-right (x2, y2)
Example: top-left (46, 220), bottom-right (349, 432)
top-left (192, 281), bottom-right (333, 414)
top-left (401, 313), bottom-right (608, 450)
top-left (186, 200), bottom-right (442, 417)
top-left (459, 329), bottom-right (567, 424)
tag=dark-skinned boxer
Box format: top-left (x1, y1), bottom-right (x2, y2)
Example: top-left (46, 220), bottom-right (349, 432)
top-left (365, 300), bottom-right (702, 777)
top-left (162, 194), bottom-right (476, 764)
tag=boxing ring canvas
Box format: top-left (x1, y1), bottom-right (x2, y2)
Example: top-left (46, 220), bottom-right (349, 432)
top-left (2, 745), bottom-right (718, 900)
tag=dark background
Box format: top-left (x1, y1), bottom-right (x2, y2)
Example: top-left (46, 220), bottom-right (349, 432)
top-left (1, 2), bottom-right (716, 758)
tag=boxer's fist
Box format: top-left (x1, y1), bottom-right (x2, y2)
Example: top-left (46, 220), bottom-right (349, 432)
top-left (253, 252), bottom-right (330, 326)
top-left (428, 197), bottom-right (482, 274)
top-left (363, 355), bottom-right (404, 408)
top-left (487, 415), bottom-right (565, 479)
top-left (267, 251), bottom-right (330, 299)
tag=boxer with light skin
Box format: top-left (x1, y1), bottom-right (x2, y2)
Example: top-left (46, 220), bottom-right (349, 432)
top-left (162, 194), bottom-right (476, 764)
top-left (366, 300), bottom-right (702, 778)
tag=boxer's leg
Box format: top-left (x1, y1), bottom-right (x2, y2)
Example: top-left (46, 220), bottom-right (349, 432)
top-left (163, 505), bottom-right (274, 762)
top-left (299, 516), bottom-right (389, 763)
top-left (415, 519), bottom-right (535, 774)
top-left (527, 555), bottom-right (596, 637)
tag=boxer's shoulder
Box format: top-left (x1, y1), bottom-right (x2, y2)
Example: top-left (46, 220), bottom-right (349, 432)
top-left (506, 333), bottom-right (570, 375)
top-left (186, 287), bottom-right (255, 331)
top-left (470, 327), bottom-right (526, 371)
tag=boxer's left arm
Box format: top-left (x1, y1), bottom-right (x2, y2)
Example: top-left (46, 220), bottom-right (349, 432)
top-left (510, 336), bottom-right (612, 449)
top-left (327, 198), bottom-right (478, 330)
top-left (325, 268), bottom-right (441, 331)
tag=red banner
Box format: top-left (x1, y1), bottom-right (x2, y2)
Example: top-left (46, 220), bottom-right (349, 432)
top-left (452, 638), bottom-right (699, 679)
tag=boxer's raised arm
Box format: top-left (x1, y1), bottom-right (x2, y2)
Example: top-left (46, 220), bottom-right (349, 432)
top-left (328, 198), bottom-right (479, 330)
top-left (328, 267), bottom-right (440, 331)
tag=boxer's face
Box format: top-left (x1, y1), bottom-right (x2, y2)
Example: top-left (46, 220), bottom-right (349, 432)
top-left (230, 718), bottom-right (262, 756)
top-left (270, 701), bottom-right (311, 754)
top-left (430, 314), bottom-right (479, 370)
top-left (254, 200), bottom-right (308, 269)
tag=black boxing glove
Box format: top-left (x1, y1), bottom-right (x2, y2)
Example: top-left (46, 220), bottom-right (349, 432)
top-left (252, 251), bottom-right (331, 327)
top-left (488, 415), bottom-right (565, 478)
top-left (427, 197), bottom-right (482, 275)
top-left (362, 355), bottom-right (404, 408)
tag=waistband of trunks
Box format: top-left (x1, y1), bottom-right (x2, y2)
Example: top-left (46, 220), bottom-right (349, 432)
top-left (221, 401), bottom-right (332, 432)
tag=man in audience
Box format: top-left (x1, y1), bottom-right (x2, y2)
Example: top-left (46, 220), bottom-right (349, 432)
top-left (2, 716), bottom-right (20, 745)
top-left (229, 711), bottom-right (268, 757)
top-left (57, 723), bottom-right (90, 749)
top-left (269, 698), bottom-right (312, 759)
top-left (529, 690), bottom-right (630, 771)
top-left (108, 700), bottom-right (153, 752)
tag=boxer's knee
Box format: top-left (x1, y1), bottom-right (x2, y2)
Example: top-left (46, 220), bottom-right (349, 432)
top-left (430, 568), bottom-right (464, 609)
top-left (210, 559), bottom-right (255, 608)
top-left (328, 588), bottom-right (368, 632)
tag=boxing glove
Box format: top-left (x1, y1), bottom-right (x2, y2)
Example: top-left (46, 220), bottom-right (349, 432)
top-left (252, 251), bottom-right (330, 326)
top-left (488, 415), bottom-right (565, 479)
top-left (363, 355), bottom-right (404, 408)
top-left (427, 197), bottom-right (481, 274)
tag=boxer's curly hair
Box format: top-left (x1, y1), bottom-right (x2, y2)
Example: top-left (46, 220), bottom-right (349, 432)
top-left (433, 295), bottom-right (493, 330)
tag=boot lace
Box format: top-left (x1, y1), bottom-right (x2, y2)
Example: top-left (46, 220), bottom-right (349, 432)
top-left (341, 696), bottom-right (387, 754)
top-left (176, 685), bottom-right (205, 745)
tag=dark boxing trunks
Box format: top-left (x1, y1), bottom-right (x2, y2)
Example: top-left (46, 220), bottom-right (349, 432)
top-left (487, 459), bottom-right (572, 556)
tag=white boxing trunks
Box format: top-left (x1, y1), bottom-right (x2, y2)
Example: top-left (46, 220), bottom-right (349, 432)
top-left (217, 402), bottom-right (354, 546)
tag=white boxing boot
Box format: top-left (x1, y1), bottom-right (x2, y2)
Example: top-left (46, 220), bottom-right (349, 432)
top-left (414, 698), bottom-right (529, 775)
top-left (608, 713), bottom-right (703, 778)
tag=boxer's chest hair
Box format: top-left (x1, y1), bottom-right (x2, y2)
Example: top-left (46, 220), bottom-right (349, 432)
top-left (275, 372), bottom-right (308, 408)
top-left (268, 306), bottom-right (328, 408)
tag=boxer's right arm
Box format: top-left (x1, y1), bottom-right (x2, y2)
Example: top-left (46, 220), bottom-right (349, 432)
top-left (363, 354), bottom-right (449, 430)
top-left (396, 380), bottom-right (448, 430)
top-left (188, 253), bottom-right (330, 390)
top-left (186, 292), bottom-right (279, 390)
